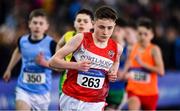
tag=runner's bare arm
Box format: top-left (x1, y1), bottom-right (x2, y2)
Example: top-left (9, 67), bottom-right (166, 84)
top-left (55, 34), bottom-right (66, 52)
top-left (3, 47), bottom-right (21, 82)
top-left (49, 33), bottom-right (91, 71)
top-left (108, 44), bottom-right (123, 82)
top-left (138, 45), bottom-right (164, 76)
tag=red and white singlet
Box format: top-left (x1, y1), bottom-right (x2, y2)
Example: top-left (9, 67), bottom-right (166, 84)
top-left (62, 32), bottom-right (118, 102)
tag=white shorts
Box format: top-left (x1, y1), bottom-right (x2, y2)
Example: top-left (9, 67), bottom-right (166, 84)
top-left (59, 93), bottom-right (106, 111)
top-left (16, 87), bottom-right (50, 110)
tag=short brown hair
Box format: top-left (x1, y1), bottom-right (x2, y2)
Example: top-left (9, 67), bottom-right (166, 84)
top-left (29, 9), bottom-right (48, 22)
top-left (76, 9), bottom-right (94, 20)
top-left (94, 6), bottom-right (117, 21)
top-left (137, 17), bottom-right (155, 33)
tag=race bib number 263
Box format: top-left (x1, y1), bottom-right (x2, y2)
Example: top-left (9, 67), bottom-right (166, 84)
top-left (77, 69), bottom-right (105, 89)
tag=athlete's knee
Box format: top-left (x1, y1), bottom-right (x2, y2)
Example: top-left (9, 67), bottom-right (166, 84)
top-left (128, 96), bottom-right (141, 110)
top-left (16, 100), bottom-right (31, 110)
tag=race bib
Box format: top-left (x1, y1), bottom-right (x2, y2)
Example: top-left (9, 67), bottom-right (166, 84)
top-left (129, 71), bottom-right (150, 83)
top-left (77, 69), bottom-right (105, 89)
top-left (23, 72), bottom-right (46, 84)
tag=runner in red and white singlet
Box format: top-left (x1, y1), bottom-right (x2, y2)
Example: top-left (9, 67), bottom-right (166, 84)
top-left (63, 32), bottom-right (117, 102)
top-left (49, 6), bottom-right (123, 111)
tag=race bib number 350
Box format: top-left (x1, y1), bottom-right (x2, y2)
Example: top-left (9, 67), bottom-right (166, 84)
top-left (23, 72), bottom-right (46, 84)
top-left (77, 69), bottom-right (105, 89)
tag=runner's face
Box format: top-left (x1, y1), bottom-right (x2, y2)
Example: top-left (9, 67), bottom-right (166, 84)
top-left (93, 19), bottom-right (115, 42)
top-left (112, 26), bottom-right (126, 43)
top-left (28, 16), bottom-right (49, 38)
top-left (137, 26), bottom-right (153, 44)
top-left (74, 14), bottom-right (93, 33)
top-left (125, 27), bottom-right (137, 45)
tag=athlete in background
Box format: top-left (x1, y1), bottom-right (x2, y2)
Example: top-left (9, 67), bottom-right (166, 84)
top-left (106, 17), bottom-right (128, 111)
top-left (3, 9), bottom-right (56, 110)
top-left (56, 9), bottom-right (94, 95)
top-left (119, 17), bottom-right (164, 110)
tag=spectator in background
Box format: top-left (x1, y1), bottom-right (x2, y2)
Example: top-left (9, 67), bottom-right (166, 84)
top-left (0, 0), bottom-right (10, 26)
top-left (175, 35), bottom-right (180, 70)
top-left (68, 0), bottom-right (82, 22)
top-left (152, 23), bottom-right (168, 68)
top-left (164, 24), bottom-right (177, 69)
top-left (3, 9), bottom-right (56, 110)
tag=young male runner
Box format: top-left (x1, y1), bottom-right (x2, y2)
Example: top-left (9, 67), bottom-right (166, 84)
top-left (49, 6), bottom-right (123, 111)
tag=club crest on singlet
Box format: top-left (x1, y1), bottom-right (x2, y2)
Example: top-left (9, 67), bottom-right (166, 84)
top-left (108, 50), bottom-right (115, 58)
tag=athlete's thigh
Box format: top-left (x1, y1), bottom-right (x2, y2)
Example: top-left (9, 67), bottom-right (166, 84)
top-left (82, 101), bottom-right (106, 111)
top-left (59, 93), bottom-right (106, 111)
top-left (15, 87), bottom-right (31, 110)
top-left (59, 93), bottom-right (80, 110)
top-left (127, 91), bottom-right (141, 110)
top-left (16, 100), bottom-right (31, 110)
top-left (141, 95), bottom-right (158, 110)
top-left (30, 92), bottom-right (51, 110)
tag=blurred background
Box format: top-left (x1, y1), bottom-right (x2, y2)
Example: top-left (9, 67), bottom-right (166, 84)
top-left (0, 0), bottom-right (180, 110)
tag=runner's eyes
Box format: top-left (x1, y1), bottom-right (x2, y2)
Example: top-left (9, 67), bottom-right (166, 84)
top-left (138, 32), bottom-right (148, 36)
top-left (32, 21), bottom-right (44, 26)
top-left (98, 26), bottom-right (105, 30)
top-left (77, 19), bottom-right (89, 23)
top-left (77, 19), bottom-right (81, 23)
top-left (98, 26), bottom-right (113, 30)
top-left (84, 20), bottom-right (88, 23)
top-left (39, 22), bottom-right (44, 26)
top-left (107, 26), bottom-right (113, 30)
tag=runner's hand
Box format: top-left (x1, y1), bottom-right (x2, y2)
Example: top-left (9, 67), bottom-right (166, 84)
top-left (108, 69), bottom-right (117, 82)
top-left (77, 60), bottom-right (91, 72)
top-left (3, 70), bottom-right (11, 82)
top-left (36, 52), bottom-right (48, 67)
